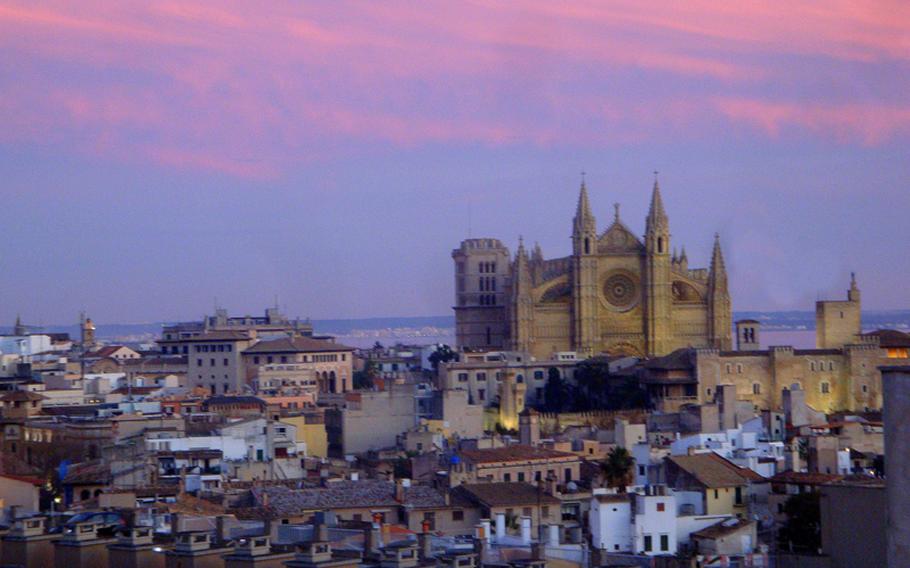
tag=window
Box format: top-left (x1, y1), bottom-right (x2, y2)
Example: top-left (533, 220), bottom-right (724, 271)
top-left (660, 534), bottom-right (669, 551)
top-left (458, 373), bottom-right (468, 382)
top-left (478, 389), bottom-right (485, 401)
top-left (735, 487), bottom-right (743, 505)
top-left (253, 356), bottom-right (260, 365)
top-left (638, 465), bottom-right (645, 476)
top-left (518, 472), bottom-right (525, 482)
top-left (656, 502), bottom-right (665, 512)
top-left (197, 359), bottom-right (203, 366)
top-left (453, 510), bottom-right (464, 521)
top-left (534, 370), bottom-right (544, 380)
top-left (523, 507), bottom-right (532, 517)
top-left (736, 364), bottom-right (743, 374)
top-left (753, 383), bottom-right (761, 395)
top-left (564, 468), bottom-right (572, 482)
top-left (210, 358), bottom-right (216, 366)
top-left (714, 489), bottom-right (719, 499)
top-left (821, 382), bottom-right (830, 394)
top-left (725, 364), bottom-right (732, 374)
top-left (829, 361), bottom-right (835, 371)
top-left (644, 535), bottom-right (652, 552)
top-left (810, 361), bottom-right (816, 371)
top-left (503, 473), bottom-right (511, 482)
top-left (535, 471), bottom-right (542, 482)
top-left (477, 372), bottom-right (486, 381)
top-left (542, 506), bottom-right (549, 517)
top-left (223, 358), bottom-right (229, 366)
top-left (862, 384), bottom-right (868, 393)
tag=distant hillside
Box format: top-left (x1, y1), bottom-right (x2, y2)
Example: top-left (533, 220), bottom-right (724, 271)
top-left (4, 310), bottom-right (909, 341)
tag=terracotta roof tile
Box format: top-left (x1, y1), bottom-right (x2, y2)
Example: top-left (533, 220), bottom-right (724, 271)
top-left (244, 336), bottom-right (354, 354)
top-left (668, 453), bottom-right (765, 488)
top-left (453, 482), bottom-right (560, 508)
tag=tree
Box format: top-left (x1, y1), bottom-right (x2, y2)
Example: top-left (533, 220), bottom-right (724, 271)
top-left (429, 344), bottom-right (458, 371)
top-left (779, 492), bottom-right (821, 553)
top-left (601, 446), bottom-right (635, 489)
top-left (571, 358), bottom-right (613, 410)
top-left (543, 367), bottom-right (568, 412)
top-left (353, 360), bottom-right (377, 390)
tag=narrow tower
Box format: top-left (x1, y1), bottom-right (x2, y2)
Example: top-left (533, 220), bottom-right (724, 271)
top-left (707, 234), bottom-right (733, 350)
top-left (510, 238), bottom-right (534, 353)
top-left (644, 176), bottom-right (672, 356)
top-left (572, 179), bottom-right (599, 356)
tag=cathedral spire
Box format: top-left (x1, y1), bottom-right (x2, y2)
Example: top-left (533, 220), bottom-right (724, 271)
top-left (574, 179), bottom-right (596, 234)
top-left (709, 233), bottom-right (727, 285)
top-left (645, 175), bottom-right (668, 234)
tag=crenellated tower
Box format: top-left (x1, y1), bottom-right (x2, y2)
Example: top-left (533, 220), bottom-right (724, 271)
top-left (644, 177), bottom-right (673, 355)
top-left (572, 180), bottom-right (599, 356)
top-left (707, 233), bottom-right (733, 350)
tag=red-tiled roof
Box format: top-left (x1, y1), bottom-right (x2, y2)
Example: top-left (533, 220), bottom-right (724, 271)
top-left (770, 471), bottom-right (844, 486)
top-left (668, 453), bottom-right (764, 488)
top-left (454, 482), bottom-right (560, 507)
top-left (0, 473), bottom-right (43, 486)
top-left (244, 336), bottom-right (353, 354)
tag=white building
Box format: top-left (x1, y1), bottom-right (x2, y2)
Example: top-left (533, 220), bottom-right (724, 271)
top-left (590, 486), bottom-right (733, 557)
top-left (0, 335), bottom-right (52, 359)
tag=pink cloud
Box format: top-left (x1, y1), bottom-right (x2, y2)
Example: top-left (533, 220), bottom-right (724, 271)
top-left (715, 97), bottom-right (910, 145)
top-left (0, 1), bottom-right (907, 178)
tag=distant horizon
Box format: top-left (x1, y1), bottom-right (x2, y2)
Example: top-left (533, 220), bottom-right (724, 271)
top-left (7, 308), bottom-right (910, 331)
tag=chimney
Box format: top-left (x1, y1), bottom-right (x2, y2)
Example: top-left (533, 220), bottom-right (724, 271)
top-left (364, 521), bottom-right (381, 558)
top-left (215, 515), bottom-right (230, 546)
top-left (472, 532), bottom-right (488, 565)
top-left (316, 522), bottom-right (329, 543)
top-left (495, 513), bottom-right (506, 542)
top-left (548, 524), bottom-right (560, 547)
top-left (520, 517), bottom-right (532, 545)
top-left (171, 512), bottom-right (181, 535)
top-left (418, 522), bottom-right (432, 561)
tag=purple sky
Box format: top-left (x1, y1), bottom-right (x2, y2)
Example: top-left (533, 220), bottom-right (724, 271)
top-left (1, 1), bottom-right (909, 325)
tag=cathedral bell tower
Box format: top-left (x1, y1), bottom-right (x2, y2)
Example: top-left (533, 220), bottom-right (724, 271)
top-left (644, 176), bottom-right (672, 356)
top-left (572, 179), bottom-right (599, 356)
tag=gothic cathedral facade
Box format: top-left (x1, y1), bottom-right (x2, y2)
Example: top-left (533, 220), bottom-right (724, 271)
top-left (452, 179), bottom-right (732, 360)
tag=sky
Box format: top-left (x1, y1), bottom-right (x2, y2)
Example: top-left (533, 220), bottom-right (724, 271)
top-left (1, 1), bottom-right (909, 325)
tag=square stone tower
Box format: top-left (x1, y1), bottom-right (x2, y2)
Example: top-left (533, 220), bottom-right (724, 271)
top-left (816, 274), bottom-right (861, 349)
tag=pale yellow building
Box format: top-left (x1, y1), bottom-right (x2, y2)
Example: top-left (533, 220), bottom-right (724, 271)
top-left (282, 412), bottom-right (329, 458)
top-left (453, 179), bottom-right (731, 360)
top-left (641, 277), bottom-right (905, 413)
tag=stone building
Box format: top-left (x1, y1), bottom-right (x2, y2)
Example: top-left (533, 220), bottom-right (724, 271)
top-left (453, 178), bottom-right (731, 360)
top-left (640, 277), bottom-right (903, 413)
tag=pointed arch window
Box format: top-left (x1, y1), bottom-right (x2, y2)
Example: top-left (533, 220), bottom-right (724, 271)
top-left (584, 238), bottom-right (590, 255)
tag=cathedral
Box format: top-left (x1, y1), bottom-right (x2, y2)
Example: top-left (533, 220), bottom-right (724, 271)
top-left (452, 178), bottom-right (732, 360)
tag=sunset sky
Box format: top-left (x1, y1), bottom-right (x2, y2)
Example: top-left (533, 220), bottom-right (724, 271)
top-left (2, 1), bottom-right (908, 324)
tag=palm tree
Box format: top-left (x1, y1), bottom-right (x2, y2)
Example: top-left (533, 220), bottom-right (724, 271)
top-left (601, 447), bottom-right (634, 490)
